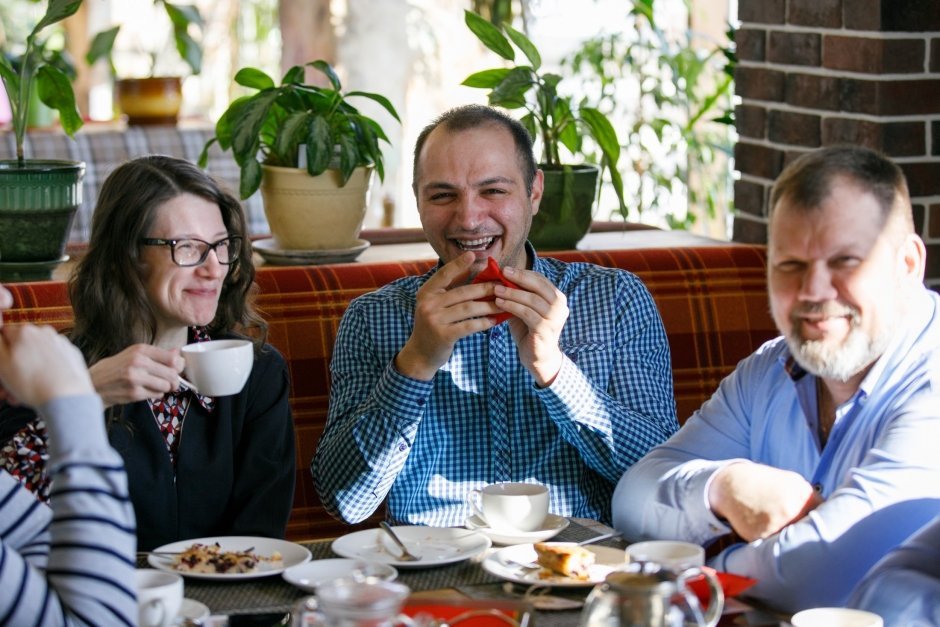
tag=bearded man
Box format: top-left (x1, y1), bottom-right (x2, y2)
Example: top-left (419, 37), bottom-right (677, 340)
top-left (611, 145), bottom-right (940, 613)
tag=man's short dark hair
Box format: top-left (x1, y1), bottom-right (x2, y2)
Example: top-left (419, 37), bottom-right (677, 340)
top-left (769, 145), bottom-right (913, 234)
top-left (412, 104), bottom-right (537, 195)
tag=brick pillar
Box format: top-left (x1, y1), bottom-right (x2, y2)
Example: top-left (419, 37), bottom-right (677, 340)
top-left (733, 0), bottom-right (940, 289)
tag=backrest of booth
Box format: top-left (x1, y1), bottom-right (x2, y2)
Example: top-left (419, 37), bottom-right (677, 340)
top-left (3, 244), bottom-right (778, 541)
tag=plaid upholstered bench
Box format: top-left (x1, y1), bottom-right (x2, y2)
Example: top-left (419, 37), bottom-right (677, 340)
top-left (2, 245), bottom-right (777, 541)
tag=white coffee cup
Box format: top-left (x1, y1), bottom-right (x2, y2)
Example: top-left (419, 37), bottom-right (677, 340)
top-left (181, 338), bottom-right (253, 396)
top-left (136, 569), bottom-right (184, 627)
top-left (626, 540), bottom-right (705, 571)
top-left (791, 608), bottom-right (884, 627)
top-left (467, 482), bottom-right (549, 532)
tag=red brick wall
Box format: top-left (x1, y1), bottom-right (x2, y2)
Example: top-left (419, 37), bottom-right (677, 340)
top-left (732, 0), bottom-right (940, 288)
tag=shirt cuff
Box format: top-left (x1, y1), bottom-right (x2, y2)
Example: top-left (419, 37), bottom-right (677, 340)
top-left (679, 458), bottom-right (746, 539)
top-left (40, 393), bottom-right (108, 460)
top-left (374, 360), bottom-right (434, 426)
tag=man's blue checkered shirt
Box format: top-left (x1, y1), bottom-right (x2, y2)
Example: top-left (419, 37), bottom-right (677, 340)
top-left (312, 251), bottom-right (678, 527)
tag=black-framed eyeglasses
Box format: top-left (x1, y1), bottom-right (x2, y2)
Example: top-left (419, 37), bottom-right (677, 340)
top-left (140, 236), bottom-right (242, 267)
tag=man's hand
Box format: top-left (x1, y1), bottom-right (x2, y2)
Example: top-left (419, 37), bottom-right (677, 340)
top-left (708, 461), bottom-right (823, 542)
top-left (494, 266), bottom-right (569, 387)
top-left (395, 252), bottom-right (501, 380)
top-left (0, 323), bottom-right (95, 407)
top-left (90, 343), bottom-right (185, 406)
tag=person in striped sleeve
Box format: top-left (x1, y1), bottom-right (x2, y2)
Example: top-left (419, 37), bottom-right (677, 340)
top-left (0, 283), bottom-right (137, 626)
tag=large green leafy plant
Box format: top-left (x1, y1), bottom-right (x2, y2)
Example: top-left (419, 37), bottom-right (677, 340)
top-left (86, 0), bottom-right (203, 77)
top-left (462, 10), bottom-right (627, 216)
top-left (563, 1), bottom-right (735, 230)
top-left (199, 60), bottom-right (400, 200)
top-left (0, 0), bottom-right (83, 164)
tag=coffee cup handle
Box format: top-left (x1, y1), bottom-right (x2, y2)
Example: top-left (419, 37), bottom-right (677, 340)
top-left (678, 567), bottom-right (724, 627)
top-left (140, 599), bottom-right (166, 627)
top-left (467, 489), bottom-right (488, 525)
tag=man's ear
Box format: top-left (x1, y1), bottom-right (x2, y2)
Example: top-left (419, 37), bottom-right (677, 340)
top-left (899, 232), bottom-right (927, 283)
top-left (530, 169), bottom-right (544, 215)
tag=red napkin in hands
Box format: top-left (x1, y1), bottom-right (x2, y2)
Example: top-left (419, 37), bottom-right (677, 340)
top-left (686, 566), bottom-right (758, 607)
top-left (471, 257), bottom-right (519, 324)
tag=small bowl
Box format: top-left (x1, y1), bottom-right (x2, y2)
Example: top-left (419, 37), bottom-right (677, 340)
top-left (282, 559), bottom-right (398, 593)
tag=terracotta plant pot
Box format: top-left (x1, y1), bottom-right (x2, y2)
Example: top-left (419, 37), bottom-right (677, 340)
top-left (260, 165), bottom-right (373, 250)
top-left (116, 76), bottom-right (183, 126)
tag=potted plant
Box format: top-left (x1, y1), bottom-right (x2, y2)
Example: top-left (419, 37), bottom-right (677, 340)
top-left (462, 10), bottom-right (627, 249)
top-left (199, 60), bottom-right (400, 252)
top-left (86, 0), bottom-right (203, 125)
top-left (0, 0), bottom-right (85, 276)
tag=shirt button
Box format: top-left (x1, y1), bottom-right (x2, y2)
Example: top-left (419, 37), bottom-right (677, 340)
top-left (416, 399), bottom-right (425, 406)
top-left (813, 483), bottom-right (822, 493)
top-left (398, 442), bottom-right (408, 452)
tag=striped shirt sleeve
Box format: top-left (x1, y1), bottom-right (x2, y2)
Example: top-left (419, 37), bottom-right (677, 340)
top-left (0, 394), bottom-right (137, 626)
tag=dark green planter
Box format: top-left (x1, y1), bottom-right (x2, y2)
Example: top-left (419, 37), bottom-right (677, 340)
top-left (0, 159), bottom-right (84, 264)
top-left (529, 164), bottom-right (599, 250)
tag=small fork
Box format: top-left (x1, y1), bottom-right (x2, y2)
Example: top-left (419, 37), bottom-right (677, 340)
top-left (379, 521), bottom-right (422, 562)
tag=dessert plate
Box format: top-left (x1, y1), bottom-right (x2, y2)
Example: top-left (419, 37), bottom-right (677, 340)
top-left (331, 526), bottom-right (490, 569)
top-left (283, 558), bottom-right (398, 592)
top-left (147, 536), bottom-right (311, 580)
top-left (465, 513), bottom-right (569, 545)
top-left (481, 543), bottom-right (627, 588)
top-left (253, 238), bottom-right (370, 265)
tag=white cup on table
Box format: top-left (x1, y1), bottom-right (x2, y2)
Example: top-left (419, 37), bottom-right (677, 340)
top-left (790, 608), bottom-right (884, 627)
top-left (136, 568), bottom-right (184, 627)
top-left (467, 482), bottom-right (549, 532)
top-left (626, 540), bottom-right (705, 571)
top-left (181, 338), bottom-right (253, 396)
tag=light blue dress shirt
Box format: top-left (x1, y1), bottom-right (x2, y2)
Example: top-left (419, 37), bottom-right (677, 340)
top-left (313, 250), bottom-right (678, 527)
top-left (612, 289), bottom-right (940, 613)
top-left (850, 513), bottom-right (940, 626)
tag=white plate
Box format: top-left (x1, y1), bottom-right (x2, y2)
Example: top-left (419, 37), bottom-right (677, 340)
top-left (253, 238), bottom-right (370, 265)
top-left (283, 558), bottom-right (398, 592)
top-left (148, 536), bottom-right (312, 580)
top-left (465, 513), bottom-right (570, 545)
top-left (482, 543), bottom-right (627, 588)
top-left (177, 598), bottom-right (210, 621)
top-left (331, 526), bottom-right (491, 569)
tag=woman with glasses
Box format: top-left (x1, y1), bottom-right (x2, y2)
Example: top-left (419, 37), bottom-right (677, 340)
top-left (0, 155), bottom-right (295, 550)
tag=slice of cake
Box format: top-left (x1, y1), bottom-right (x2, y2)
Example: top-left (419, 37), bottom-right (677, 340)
top-left (533, 542), bottom-right (596, 580)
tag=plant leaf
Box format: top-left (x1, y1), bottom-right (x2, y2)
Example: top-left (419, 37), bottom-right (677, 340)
top-left (31, 0), bottom-right (82, 38)
top-left (281, 65), bottom-right (305, 85)
top-left (85, 26), bottom-right (120, 70)
top-left (464, 10), bottom-right (514, 61)
top-left (309, 60), bottom-right (341, 92)
top-left (164, 2), bottom-right (205, 28)
top-left (580, 107), bottom-right (621, 166)
top-left (197, 137), bottom-right (217, 168)
top-left (336, 133), bottom-right (359, 184)
top-left (489, 66), bottom-right (532, 109)
top-left (272, 110), bottom-right (309, 165)
top-left (173, 27), bottom-right (202, 74)
top-left (235, 67), bottom-right (275, 91)
top-left (0, 56), bottom-right (19, 104)
top-left (229, 91), bottom-right (280, 166)
top-left (35, 65), bottom-right (83, 137)
top-left (346, 90), bottom-right (401, 122)
top-left (462, 68), bottom-right (511, 89)
top-left (306, 116), bottom-right (333, 175)
top-left (239, 158), bottom-right (262, 199)
top-left (503, 22), bottom-right (540, 70)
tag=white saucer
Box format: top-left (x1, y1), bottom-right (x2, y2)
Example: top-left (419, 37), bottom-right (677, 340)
top-left (253, 238), bottom-right (370, 265)
top-left (465, 513), bottom-right (569, 545)
top-left (177, 598), bottom-right (210, 621)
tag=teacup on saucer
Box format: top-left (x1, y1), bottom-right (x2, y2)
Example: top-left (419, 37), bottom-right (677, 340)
top-left (466, 513), bottom-right (569, 545)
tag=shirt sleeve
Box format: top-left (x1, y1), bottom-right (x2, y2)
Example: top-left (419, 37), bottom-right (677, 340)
top-left (226, 346), bottom-right (297, 538)
top-left (312, 300), bottom-right (433, 524)
top-left (538, 272), bottom-right (679, 483)
top-left (849, 514), bottom-right (940, 625)
top-left (718, 393), bottom-right (940, 612)
top-left (0, 394), bottom-right (137, 627)
top-left (611, 361), bottom-right (753, 542)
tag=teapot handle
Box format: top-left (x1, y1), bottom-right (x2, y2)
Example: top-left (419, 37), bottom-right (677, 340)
top-left (678, 567), bottom-right (724, 627)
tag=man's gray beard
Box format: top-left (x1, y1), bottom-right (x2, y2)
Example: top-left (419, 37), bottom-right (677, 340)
top-left (786, 323), bottom-right (891, 383)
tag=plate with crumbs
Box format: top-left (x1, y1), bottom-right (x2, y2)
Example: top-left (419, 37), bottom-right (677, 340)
top-left (482, 543), bottom-right (627, 587)
top-left (148, 536), bottom-right (311, 581)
